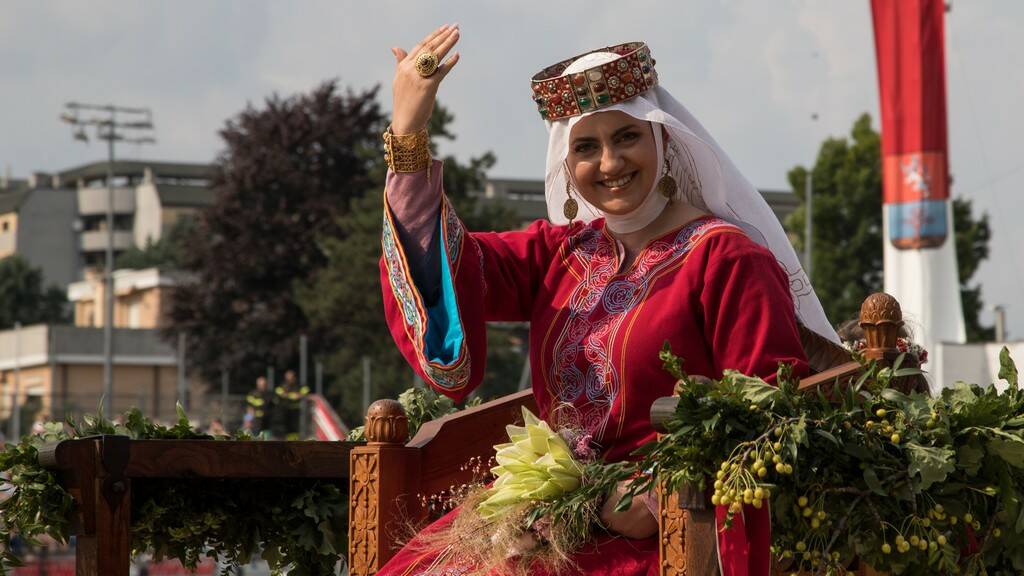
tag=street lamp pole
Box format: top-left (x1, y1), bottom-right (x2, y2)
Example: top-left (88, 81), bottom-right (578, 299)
top-left (805, 171), bottom-right (813, 280)
top-left (804, 112), bottom-right (820, 282)
top-left (60, 103), bottom-right (155, 417)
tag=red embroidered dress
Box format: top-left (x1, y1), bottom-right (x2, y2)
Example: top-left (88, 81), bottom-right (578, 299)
top-left (379, 167), bottom-right (808, 576)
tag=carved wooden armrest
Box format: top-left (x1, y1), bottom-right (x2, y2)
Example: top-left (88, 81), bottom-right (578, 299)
top-left (348, 390), bottom-right (536, 576)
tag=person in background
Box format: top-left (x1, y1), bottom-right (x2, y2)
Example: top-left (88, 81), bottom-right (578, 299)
top-left (272, 370), bottom-right (309, 439)
top-left (245, 376), bottom-right (272, 436)
top-left (206, 418), bottom-right (227, 437)
top-left (30, 411), bottom-right (49, 436)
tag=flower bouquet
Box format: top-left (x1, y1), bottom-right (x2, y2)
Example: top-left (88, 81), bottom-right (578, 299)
top-left (413, 406), bottom-right (636, 575)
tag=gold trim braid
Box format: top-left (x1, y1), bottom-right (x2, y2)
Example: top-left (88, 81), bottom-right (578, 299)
top-left (383, 126), bottom-right (432, 180)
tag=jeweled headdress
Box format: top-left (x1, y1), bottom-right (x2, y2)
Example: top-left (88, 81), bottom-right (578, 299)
top-left (530, 42), bottom-right (658, 121)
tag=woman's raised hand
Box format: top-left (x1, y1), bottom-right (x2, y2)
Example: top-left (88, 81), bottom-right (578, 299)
top-left (390, 24), bottom-right (461, 135)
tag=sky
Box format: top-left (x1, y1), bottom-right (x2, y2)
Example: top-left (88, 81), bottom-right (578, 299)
top-left (1, 1), bottom-right (1022, 337)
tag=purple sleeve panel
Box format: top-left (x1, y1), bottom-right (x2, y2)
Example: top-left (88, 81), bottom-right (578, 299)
top-left (385, 160), bottom-right (445, 305)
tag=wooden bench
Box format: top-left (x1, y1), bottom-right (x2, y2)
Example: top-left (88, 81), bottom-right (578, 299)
top-left (37, 438), bottom-right (356, 575)
top-left (347, 293), bottom-right (917, 575)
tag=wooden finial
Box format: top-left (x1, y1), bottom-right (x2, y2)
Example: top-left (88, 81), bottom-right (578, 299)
top-left (365, 399), bottom-right (408, 445)
top-left (860, 292), bottom-right (903, 363)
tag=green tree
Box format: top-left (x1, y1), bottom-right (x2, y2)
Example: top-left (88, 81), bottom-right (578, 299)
top-left (297, 104), bottom-right (520, 425)
top-left (953, 198), bottom-right (994, 341)
top-left (115, 217), bottom-right (196, 270)
top-left (0, 256), bottom-right (69, 329)
top-left (165, 81), bottom-right (385, 389)
top-left (786, 113), bottom-right (993, 341)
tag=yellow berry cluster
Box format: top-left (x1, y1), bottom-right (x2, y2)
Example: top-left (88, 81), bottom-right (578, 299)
top-left (709, 460), bottom-right (773, 513)
top-left (878, 504), bottom-right (989, 559)
top-left (863, 406), bottom-right (905, 444)
top-left (709, 426), bottom-right (793, 515)
top-left (796, 495), bottom-right (830, 530)
top-left (776, 537), bottom-right (842, 573)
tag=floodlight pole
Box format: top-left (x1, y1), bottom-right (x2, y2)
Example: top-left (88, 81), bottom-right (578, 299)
top-left (804, 172), bottom-right (813, 280)
top-left (60, 103), bottom-right (155, 418)
top-left (804, 112), bottom-right (819, 282)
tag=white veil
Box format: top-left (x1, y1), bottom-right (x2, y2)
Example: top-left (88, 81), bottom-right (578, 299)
top-left (542, 53), bottom-right (839, 343)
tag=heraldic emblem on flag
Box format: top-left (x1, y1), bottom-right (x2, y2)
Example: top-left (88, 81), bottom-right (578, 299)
top-left (884, 150), bottom-right (949, 250)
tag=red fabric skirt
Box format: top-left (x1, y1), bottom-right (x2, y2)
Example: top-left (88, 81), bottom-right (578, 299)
top-left (375, 505), bottom-right (660, 576)
top-left (375, 501), bottom-right (772, 576)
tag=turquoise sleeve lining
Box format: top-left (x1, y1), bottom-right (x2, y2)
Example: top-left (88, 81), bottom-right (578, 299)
top-left (424, 218), bottom-right (464, 366)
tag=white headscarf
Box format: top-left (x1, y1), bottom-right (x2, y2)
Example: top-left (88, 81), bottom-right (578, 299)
top-left (544, 52), bottom-right (839, 343)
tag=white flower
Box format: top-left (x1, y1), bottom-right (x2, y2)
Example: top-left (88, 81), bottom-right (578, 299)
top-left (476, 407), bottom-right (584, 520)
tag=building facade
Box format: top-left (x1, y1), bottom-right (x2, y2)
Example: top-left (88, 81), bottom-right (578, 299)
top-left (68, 267), bottom-right (183, 329)
top-left (0, 323), bottom-right (204, 431)
top-left (0, 175), bottom-right (79, 287)
top-left (0, 160), bottom-right (215, 287)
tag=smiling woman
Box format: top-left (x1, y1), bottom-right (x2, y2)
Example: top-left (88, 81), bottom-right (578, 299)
top-left (567, 112), bottom-right (659, 217)
top-left (375, 29), bottom-right (837, 576)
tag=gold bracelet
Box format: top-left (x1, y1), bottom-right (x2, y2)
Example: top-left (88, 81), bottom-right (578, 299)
top-left (383, 126), bottom-right (432, 180)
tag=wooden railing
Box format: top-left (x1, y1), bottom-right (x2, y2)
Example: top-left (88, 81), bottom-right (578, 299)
top-left (348, 391), bottom-right (536, 575)
top-left (38, 437), bottom-right (356, 576)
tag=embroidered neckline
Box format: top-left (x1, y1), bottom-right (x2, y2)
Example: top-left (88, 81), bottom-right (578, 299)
top-left (550, 215), bottom-right (743, 441)
top-left (595, 213), bottom-right (718, 275)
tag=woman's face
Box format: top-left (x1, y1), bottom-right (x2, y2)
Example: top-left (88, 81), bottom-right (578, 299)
top-left (566, 110), bottom-right (658, 217)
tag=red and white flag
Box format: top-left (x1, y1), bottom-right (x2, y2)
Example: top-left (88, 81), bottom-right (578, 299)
top-left (871, 0), bottom-right (965, 369)
top-left (309, 394), bottom-right (349, 441)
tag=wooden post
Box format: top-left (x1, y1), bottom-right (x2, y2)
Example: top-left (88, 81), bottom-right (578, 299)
top-left (859, 292), bottom-right (926, 394)
top-left (659, 483), bottom-right (721, 576)
top-left (348, 400), bottom-right (420, 576)
top-left (64, 437), bottom-right (130, 576)
top-left (859, 292), bottom-right (903, 366)
top-left (95, 436), bottom-right (131, 576)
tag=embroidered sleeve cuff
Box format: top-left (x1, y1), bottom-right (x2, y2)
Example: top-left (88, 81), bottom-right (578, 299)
top-left (382, 190), bottom-right (472, 392)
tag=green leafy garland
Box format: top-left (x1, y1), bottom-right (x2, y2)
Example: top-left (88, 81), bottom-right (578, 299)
top-left (633, 344), bottom-right (1024, 576)
top-left (347, 385), bottom-right (481, 442)
top-left (0, 404), bottom-right (346, 576)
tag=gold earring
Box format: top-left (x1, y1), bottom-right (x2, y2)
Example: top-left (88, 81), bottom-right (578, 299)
top-left (563, 179), bottom-right (579, 221)
top-left (657, 154), bottom-right (678, 204)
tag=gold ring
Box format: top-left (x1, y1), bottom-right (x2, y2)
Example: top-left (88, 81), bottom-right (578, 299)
top-left (414, 51), bottom-right (439, 77)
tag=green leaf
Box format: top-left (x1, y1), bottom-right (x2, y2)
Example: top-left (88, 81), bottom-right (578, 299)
top-left (814, 429), bottom-right (840, 447)
top-left (735, 377), bottom-right (780, 407)
top-left (957, 442), bottom-right (985, 476)
top-left (881, 388), bottom-right (912, 406)
top-left (892, 367), bottom-right (924, 378)
top-left (791, 416), bottom-right (808, 446)
top-left (906, 443), bottom-right (956, 490)
top-left (863, 467), bottom-right (887, 496)
top-left (944, 381), bottom-right (978, 409)
top-left (988, 435), bottom-right (1024, 468)
top-left (175, 402), bottom-right (189, 427)
top-left (659, 342), bottom-right (687, 381)
top-left (1000, 346), bottom-right (1019, 389)
top-left (613, 492), bottom-right (633, 513)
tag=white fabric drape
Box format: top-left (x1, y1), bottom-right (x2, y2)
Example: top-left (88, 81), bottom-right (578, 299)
top-left (543, 52), bottom-right (839, 343)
